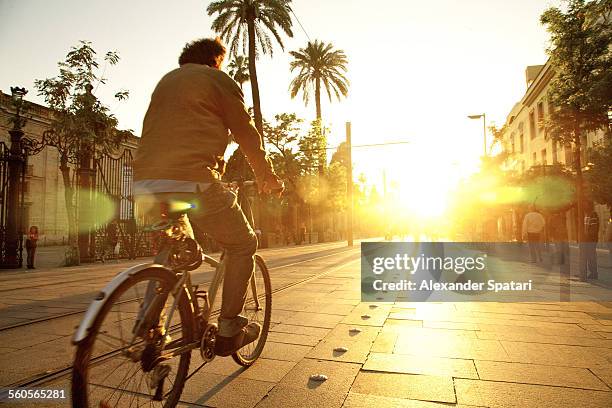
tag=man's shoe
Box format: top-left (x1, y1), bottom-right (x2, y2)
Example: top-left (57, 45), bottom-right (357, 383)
top-left (215, 322), bottom-right (261, 357)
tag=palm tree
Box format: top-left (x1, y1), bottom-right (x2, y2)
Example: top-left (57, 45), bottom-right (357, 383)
top-left (227, 55), bottom-right (250, 89)
top-left (207, 0), bottom-right (294, 138)
top-left (289, 40), bottom-right (349, 121)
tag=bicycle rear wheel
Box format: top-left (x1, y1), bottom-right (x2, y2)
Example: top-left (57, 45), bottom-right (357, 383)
top-left (72, 268), bottom-right (194, 408)
top-left (232, 254), bottom-right (272, 366)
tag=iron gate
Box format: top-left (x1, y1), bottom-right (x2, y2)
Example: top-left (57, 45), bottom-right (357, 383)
top-left (0, 141), bottom-right (27, 268)
top-left (92, 150), bottom-right (154, 260)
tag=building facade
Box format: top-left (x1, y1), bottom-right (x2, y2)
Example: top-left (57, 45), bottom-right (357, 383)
top-left (0, 90), bottom-right (139, 246)
top-left (499, 62), bottom-right (609, 242)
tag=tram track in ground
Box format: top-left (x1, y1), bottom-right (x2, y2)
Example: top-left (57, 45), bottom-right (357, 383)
top-left (0, 244), bottom-right (355, 333)
top-left (2, 246), bottom-right (360, 392)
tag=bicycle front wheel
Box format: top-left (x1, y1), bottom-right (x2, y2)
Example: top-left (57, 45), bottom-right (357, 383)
top-left (72, 267), bottom-right (194, 408)
top-left (232, 254), bottom-right (272, 366)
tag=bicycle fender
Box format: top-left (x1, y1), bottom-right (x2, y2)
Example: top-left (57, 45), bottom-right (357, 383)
top-left (72, 263), bottom-right (176, 344)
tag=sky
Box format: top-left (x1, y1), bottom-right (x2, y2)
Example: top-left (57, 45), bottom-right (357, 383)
top-left (0, 0), bottom-right (559, 214)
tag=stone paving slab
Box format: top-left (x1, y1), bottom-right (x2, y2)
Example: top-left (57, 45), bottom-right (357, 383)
top-left (422, 320), bottom-right (480, 330)
top-left (180, 372), bottom-right (274, 408)
top-left (381, 318), bottom-right (423, 330)
top-left (455, 378), bottom-right (612, 408)
top-left (474, 360), bottom-right (610, 390)
top-left (254, 385), bottom-right (347, 408)
top-left (364, 352), bottom-right (478, 379)
top-left (302, 303), bottom-right (358, 315)
top-left (350, 371), bottom-right (456, 403)
top-left (200, 357), bottom-right (297, 383)
top-left (342, 392), bottom-right (471, 408)
top-left (281, 311), bottom-right (345, 328)
top-left (275, 358), bottom-right (360, 394)
top-left (306, 338), bottom-right (373, 364)
top-left (467, 311), bottom-right (600, 325)
top-left (252, 357), bottom-right (361, 408)
top-left (476, 321), bottom-right (601, 338)
top-left (382, 325), bottom-right (477, 338)
top-left (590, 367), bottom-right (612, 388)
top-left (269, 323), bottom-right (331, 338)
top-left (393, 332), bottom-right (508, 361)
top-left (340, 309), bottom-right (389, 327)
top-left (371, 331), bottom-right (397, 353)
top-left (475, 329), bottom-right (612, 348)
top-left (580, 323), bottom-right (612, 333)
top-left (323, 323), bottom-right (381, 343)
top-left (266, 330), bottom-right (322, 346)
top-left (0, 327), bottom-right (65, 349)
top-left (260, 342), bottom-right (312, 362)
top-left (500, 340), bottom-right (612, 369)
top-left (0, 337), bottom-right (72, 386)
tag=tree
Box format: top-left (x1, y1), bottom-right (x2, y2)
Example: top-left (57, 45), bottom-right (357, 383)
top-left (34, 41), bottom-right (129, 264)
top-left (227, 55), bottom-right (250, 89)
top-left (289, 40), bottom-right (350, 120)
top-left (207, 0), bottom-right (294, 137)
top-left (263, 113), bottom-right (303, 238)
top-left (540, 0), bottom-right (611, 261)
top-left (586, 140), bottom-right (612, 207)
top-left (264, 113), bottom-right (302, 190)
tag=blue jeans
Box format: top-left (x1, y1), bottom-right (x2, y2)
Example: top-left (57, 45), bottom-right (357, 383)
top-left (137, 183), bottom-right (257, 337)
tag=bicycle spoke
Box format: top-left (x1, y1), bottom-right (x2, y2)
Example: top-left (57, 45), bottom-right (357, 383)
top-left (75, 271), bottom-right (192, 407)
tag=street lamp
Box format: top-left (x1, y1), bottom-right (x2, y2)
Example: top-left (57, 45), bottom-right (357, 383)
top-left (10, 86), bottom-right (28, 129)
top-left (468, 113), bottom-right (487, 157)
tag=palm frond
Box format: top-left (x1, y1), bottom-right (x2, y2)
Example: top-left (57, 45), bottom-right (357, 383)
top-left (287, 39), bottom-right (350, 114)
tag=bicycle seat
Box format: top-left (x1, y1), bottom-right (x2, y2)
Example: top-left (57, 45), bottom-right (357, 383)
top-left (145, 201), bottom-right (194, 232)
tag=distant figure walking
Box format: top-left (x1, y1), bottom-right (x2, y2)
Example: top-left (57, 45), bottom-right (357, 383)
top-left (522, 206), bottom-right (545, 263)
top-left (25, 226), bottom-right (39, 269)
top-left (583, 205), bottom-right (600, 279)
top-left (549, 211), bottom-right (570, 274)
top-left (103, 220), bottom-right (119, 263)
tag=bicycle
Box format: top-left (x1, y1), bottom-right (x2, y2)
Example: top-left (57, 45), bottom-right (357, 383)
top-left (71, 181), bottom-right (272, 407)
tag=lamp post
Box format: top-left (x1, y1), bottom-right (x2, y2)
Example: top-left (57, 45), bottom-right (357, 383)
top-left (468, 113), bottom-right (487, 157)
top-left (77, 83), bottom-right (96, 263)
top-left (346, 122), bottom-right (353, 247)
top-left (2, 87), bottom-right (28, 268)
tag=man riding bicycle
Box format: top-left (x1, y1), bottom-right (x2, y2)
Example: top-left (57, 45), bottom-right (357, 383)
top-left (133, 38), bottom-right (284, 357)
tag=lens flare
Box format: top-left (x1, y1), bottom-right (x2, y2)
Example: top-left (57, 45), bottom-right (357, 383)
top-left (169, 200), bottom-right (195, 213)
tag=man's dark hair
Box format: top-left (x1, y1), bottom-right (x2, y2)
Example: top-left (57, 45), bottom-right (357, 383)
top-left (178, 38), bottom-right (226, 67)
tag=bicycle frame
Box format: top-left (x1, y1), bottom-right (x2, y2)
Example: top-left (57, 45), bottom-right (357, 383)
top-left (73, 181), bottom-right (261, 358)
top-left (131, 182), bottom-right (259, 355)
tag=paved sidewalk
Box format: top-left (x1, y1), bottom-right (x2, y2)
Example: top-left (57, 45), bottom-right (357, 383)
top-left (3, 246), bottom-right (612, 407)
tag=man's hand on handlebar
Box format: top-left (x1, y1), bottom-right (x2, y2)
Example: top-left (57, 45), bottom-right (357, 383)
top-left (261, 173), bottom-right (285, 197)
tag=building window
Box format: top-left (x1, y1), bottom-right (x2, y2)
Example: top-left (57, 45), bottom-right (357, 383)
top-left (519, 133), bottom-right (524, 153)
top-left (537, 101), bottom-right (545, 126)
top-left (564, 145), bottom-right (573, 167)
top-left (548, 98), bottom-right (554, 116)
top-left (541, 149), bottom-right (547, 166)
top-left (532, 152), bottom-right (537, 165)
top-left (529, 110), bottom-right (536, 140)
top-left (521, 160), bottom-right (525, 173)
top-left (552, 141), bottom-right (558, 164)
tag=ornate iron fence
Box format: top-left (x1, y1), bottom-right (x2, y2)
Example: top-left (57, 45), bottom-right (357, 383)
top-left (92, 150), bottom-right (154, 260)
top-left (0, 141), bottom-right (26, 268)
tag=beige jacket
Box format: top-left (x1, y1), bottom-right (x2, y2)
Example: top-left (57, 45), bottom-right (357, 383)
top-left (522, 211), bottom-right (545, 235)
top-left (133, 63), bottom-right (273, 184)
